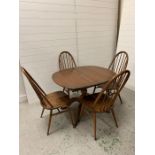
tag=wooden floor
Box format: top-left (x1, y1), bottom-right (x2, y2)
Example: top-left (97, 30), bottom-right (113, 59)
top-left (20, 88), bottom-right (135, 155)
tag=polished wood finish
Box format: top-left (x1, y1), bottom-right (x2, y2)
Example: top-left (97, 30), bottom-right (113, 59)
top-left (47, 110), bottom-right (52, 135)
top-left (59, 51), bottom-right (77, 94)
top-left (53, 66), bottom-right (115, 127)
top-left (40, 108), bottom-right (45, 118)
top-left (111, 108), bottom-right (118, 128)
top-left (53, 66), bottom-right (115, 91)
top-left (118, 94), bottom-right (123, 104)
top-left (93, 112), bottom-right (97, 140)
top-left (79, 70), bottom-right (130, 140)
top-left (108, 51), bottom-right (129, 104)
top-left (21, 67), bottom-right (75, 135)
top-left (59, 51), bottom-right (77, 71)
top-left (108, 51), bottom-right (128, 74)
top-left (93, 51), bottom-right (129, 104)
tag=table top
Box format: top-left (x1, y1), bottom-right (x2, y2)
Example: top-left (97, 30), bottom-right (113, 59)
top-left (52, 66), bottom-right (115, 90)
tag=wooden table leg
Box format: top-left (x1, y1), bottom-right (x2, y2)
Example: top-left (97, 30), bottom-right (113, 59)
top-left (75, 103), bottom-right (82, 127)
top-left (75, 88), bottom-right (87, 127)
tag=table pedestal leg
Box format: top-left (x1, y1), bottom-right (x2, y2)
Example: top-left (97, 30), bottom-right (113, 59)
top-left (75, 88), bottom-right (87, 127)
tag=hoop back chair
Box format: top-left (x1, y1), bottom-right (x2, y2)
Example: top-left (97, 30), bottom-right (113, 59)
top-left (59, 51), bottom-right (77, 95)
top-left (93, 51), bottom-right (129, 104)
top-left (59, 51), bottom-right (77, 71)
top-left (80, 70), bottom-right (130, 140)
top-left (21, 67), bottom-right (75, 135)
top-left (108, 51), bottom-right (128, 73)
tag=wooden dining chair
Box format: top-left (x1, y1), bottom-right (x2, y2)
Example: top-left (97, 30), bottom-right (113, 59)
top-left (21, 67), bottom-right (75, 135)
top-left (79, 70), bottom-right (130, 140)
top-left (59, 51), bottom-right (77, 71)
top-left (93, 51), bottom-right (129, 104)
top-left (59, 51), bottom-right (77, 95)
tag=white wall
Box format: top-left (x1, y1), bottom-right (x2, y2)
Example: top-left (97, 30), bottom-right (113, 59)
top-left (76, 0), bottom-right (118, 67)
top-left (20, 0), bottom-right (78, 103)
top-left (20, 0), bottom-right (118, 103)
top-left (117, 0), bottom-right (135, 90)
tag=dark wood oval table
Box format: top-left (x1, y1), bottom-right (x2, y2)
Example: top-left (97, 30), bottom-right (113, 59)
top-left (52, 66), bottom-right (115, 91)
top-left (52, 66), bottom-right (115, 126)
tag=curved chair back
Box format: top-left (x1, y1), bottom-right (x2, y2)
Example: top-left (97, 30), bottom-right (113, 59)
top-left (21, 67), bottom-right (52, 108)
top-left (109, 51), bottom-right (128, 74)
top-left (93, 70), bottom-right (130, 111)
top-left (59, 51), bottom-right (77, 70)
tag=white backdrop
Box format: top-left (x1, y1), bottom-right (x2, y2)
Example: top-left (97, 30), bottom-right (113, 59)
top-left (19, 0), bottom-right (118, 103)
top-left (116, 0), bottom-right (135, 90)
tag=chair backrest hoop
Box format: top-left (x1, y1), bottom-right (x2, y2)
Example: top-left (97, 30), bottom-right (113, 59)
top-left (21, 67), bottom-right (52, 108)
top-left (108, 51), bottom-right (129, 74)
top-left (94, 70), bottom-right (130, 110)
top-left (59, 51), bottom-right (77, 70)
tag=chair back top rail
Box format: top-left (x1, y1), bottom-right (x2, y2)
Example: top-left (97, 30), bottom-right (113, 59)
top-left (108, 51), bottom-right (129, 74)
top-left (21, 67), bottom-right (52, 108)
top-left (59, 51), bottom-right (77, 70)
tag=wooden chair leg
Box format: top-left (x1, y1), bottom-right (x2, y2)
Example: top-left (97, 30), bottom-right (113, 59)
top-left (47, 110), bottom-right (52, 135)
top-left (40, 108), bottom-right (45, 118)
top-left (118, 93), bottom-right (123, 104)
top-left (93, 112), bottom-right (97, 140)
top-left (111, 108), bottom-right (118, 128)
top-left (68, 108), bottom-right (75, 128)
top-left (93, 86), bottom-right (97, 94)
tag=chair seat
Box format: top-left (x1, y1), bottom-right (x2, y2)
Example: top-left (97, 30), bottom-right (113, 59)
top-left (81, 93), bottom-right (112, 112)
top-left (45, 91), bottom-right (71, 109)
